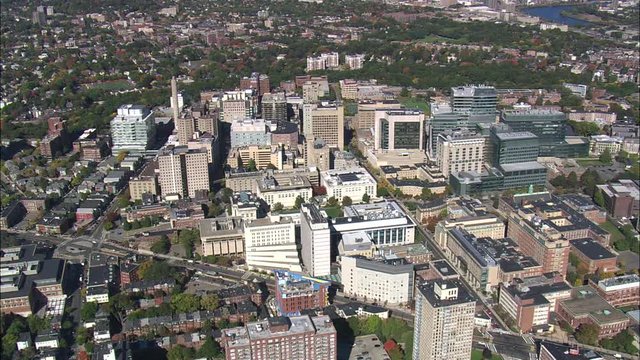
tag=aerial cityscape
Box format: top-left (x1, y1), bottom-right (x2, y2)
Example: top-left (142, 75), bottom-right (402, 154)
top-left (0, 0), bottom-right (638, 360)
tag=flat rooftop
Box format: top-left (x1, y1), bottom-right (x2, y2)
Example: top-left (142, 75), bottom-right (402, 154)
top-left (561, 286), bottom-right (628, 325)
top-left (417, 279), bottom-right (476, 308)
top-left (569, 238), bottom-right (615, 261)
top-left (348, 335), bottom-right (390, 360)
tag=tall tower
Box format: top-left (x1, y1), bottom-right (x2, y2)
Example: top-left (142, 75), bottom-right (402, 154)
top-left (413, 279), bottom-right (476, 360)
top-left (171, 76), bottom-right (179, 121)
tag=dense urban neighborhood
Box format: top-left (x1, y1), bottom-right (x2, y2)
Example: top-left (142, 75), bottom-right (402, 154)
top-left (0, 0), bottom-right (639, 360)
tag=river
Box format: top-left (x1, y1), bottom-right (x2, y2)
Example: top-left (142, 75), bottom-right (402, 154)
top-left (521, 5), bottom-right (592, 26)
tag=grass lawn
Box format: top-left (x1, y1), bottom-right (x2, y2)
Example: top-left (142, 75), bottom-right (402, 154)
top-left (600, 220), bottom-right (625, 243)
top-left (399, 97), bottom-right (430, 115)
top-left (322, 207), bottom-right (343, 218)
top-left (86, 80), bottom-right (133, 91)
top-left (575, 158), bottom-right (610, 166)
top-left (471, 349), bottom-right (502, 360)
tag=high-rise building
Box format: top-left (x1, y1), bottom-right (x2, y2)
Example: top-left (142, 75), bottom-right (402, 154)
top-left (243, 216), bottom-right (302, 272)
top-left (374, 109), bottom-right (425, 151)
top-left (303, 102), bottom-right (344, 150)
top-left (170, 76), bottom-right (180, 121)
top-left (158, 146), bottom-right (210, 199)
top-left (111, 104), bottom-right (156, 152)
top-left (413, 279), bottom-right (476, 360)
top-left (303, 82), bottom-right (322, 103)
top-left (355, 100), bottom-right (401, 130)
top-left (230, 118), bottom-right (272, 148)
top-left (341, 255), bottom-right (414, 305)
top-left (240, 72), bottom-right (270, 96)
top-left (451, 85), bottom-right (497, 123)
top-left (306, 138), bottom-right (331, 172)
top-left (300, 204), bottom-right (331, 277)
top-left (175, 117), bottom-right (195, 146)
top-left (222, 315), bottom-right (337, 360)
top-left (321, 52), bottom-right (340, 68)
top-left (261, 92), bottom-right (287, 122)
top-left (187, 132), bottom-right (217, 164)
top-left (274, 270), bottom-right (330, 316)
top-left (436, 128), bottom-right (484, 179)
top-left (490, 128), bottom-right (539, 166)
top-left (500, 109), bottom-right (567, 156)
top-left (221, 90), bottom-right (257, 123)
top-left (306, 56), bottom-right (326, 72)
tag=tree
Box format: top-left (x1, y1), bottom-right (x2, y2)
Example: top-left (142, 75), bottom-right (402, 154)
top-left (566, 171), bottom-right (578, 189)
top-left (342, 196), bottom-right (353, 206)
top-left (103, 221), bottom-right (114, 231)
top-left (599, 149), bottom-right (612, 164)
top-left (200, 294), bottom-right (220, 311)
top-left (594, 189), bottom-right (605, 208)
top-left (196, 336), bottom-right (222, 359)
top-left (272, 202), bottom-right (284, 212)
top-left (575, 323), bottom-right (599, 346)
top-left (327, 197), bottom-right (339, 207)
top-left (122, 221), bottom-right (132, 231)
top-left (151, 236), bottom-right (171, 254)
top-left (116, 196), bottom-right (130, 209)
top-left (171, 293), bottom-right (201, 313)
top-left (81, 301), bottom-right (98, 321)
top-left (139, 260), bottom-right (173, 280)
top-left (362, 193), bottom-right (370, 203)
top-left (207, 202), bottom-right (222, 218)
top-left (167, 345), bottom-right (196, 360)
top-left (482, 347), bottom-right (493, 359)
top-left (294, 196), bottom-right (305, 209)
top-left (420, 187), bottom-right (433, 200)
top-left (246, 159), bottom-right (257, 171)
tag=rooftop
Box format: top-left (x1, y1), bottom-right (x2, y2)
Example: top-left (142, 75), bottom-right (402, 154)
top-left (539, 341), bottom-right (604, 360)
top-left (322, 168), bottom-right (376, 187)
top-left (561, 286), bottom-right (628, 326)
top-left (417, 279), bottom-right (476, 308)
top-left (569, 239), bottom-right (616, 261)
top-left (199, 217), bottom-right (244, 239)
top-left (348, 335), bottom-right (390, 360)
top-left (597, 274), bottom-right (639, 290)
top-left (274, 270), bottom-right (329, 298)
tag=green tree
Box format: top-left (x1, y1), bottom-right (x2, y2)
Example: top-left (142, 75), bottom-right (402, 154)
top-left (327, 197), bottom-right (339, 207)
top-left (207, 202), bottom-right (222, 218)
top-left (272, 202), bottom-right (284, 212)
top-left (151, 235), bottom-right (171, 254)
top-left (122, 221), bottom-right (132, 231)
top-left (342, 196), bottom-right (353, 206)
top-left (200, 294), bottom-right (220, 311)
top-left (103, 221), bottom-right (114, 231)
top-left (362, 193), bottom-right (370, 203)
top-left (116, 196), bottom-right (130, 209)
top-left (171, 293), bottom-right (201, 313)
top-left (196, 336), bottom-right (222, 359)
top-left (567, 171), bottom-right (578, 189)
top-left (420, 188), bottom-right (433, 200)
top-left (167, 345), bottom-right (196, 360)
top-left (75, 326), bottom-right (89, 345)
top-left (569, 252), bottom-right (581, 268)
top-left (246, 159), bottom-right (257, 171)
top-left (575, 323), bottom-right (599, 346)
top-left (81, 301), bottom-right (98, 321)
top-left (294, 196), bottom-right (305, 209)
top-left (482, 347), bottom-right (493, 359)
top-left (594, 189), bottom-right (605, 208)
top-left (599, 149), bottom-right (612, 164)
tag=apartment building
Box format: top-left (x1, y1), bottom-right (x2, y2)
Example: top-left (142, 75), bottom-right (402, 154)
top-left (412, 279), bottom-right (476, 360)
top-left (240, 72), bottom-right (270, 96)
top-left (274, 270), bottom-right (329, 316)
top-left (222, 315), bottom-right (337, 360)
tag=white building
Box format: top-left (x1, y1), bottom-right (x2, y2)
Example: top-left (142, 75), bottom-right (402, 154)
top-left (341, 255), bottom-right (414, 305)
top-left (230, 192), bottom-right (261, 221)
top-left (243, 216), bottom-right (302, 272)
top-left (300, 204), bottom-right (331, 277)
top-left (34, 333), bottom-right (59, 350)
top-left (306, 56), bottom-right (326, 72)
top-left (345, 54), bottom-right (365, 70)
top-left (436, 129), bottom-right (484, 179)
top-left (230, 118), bottom-right (273, 148)
top-left (110, 104), bottom-right (156, 152)
top-left (321, 167), bottom-right (376, 202)
top-left (256, 175), bottom-right (313, 208)
top-left (331, 200), bottom-right (416, 247)
top-left (373, 109), bottom-right (425, 151)
top-left (589, 134), bottom-right (623, 156)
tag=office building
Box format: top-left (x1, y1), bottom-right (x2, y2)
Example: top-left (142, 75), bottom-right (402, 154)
top-left (256, 175), bottom-right (312, 208)
top-left (557, 286), bottom-right (629, 339)
top-left (412, 279), bottom-right (476, 360)
top-left (225, 167), bottom-right (319, 193)
top-left (222, 315), bottom-right (337, 360)
top-left (230, 118), bottom-right (272, 148)
top-left (228, 145), bottom-right (284, 170)
top-left (341, 255), bottom-right (414, 305)
top-left (450, 162), bottom-right (548, 196)
top-left (303, 102), bottom-right (344, 150)
top-left (331, 200), bottom-right (417, 247)
top-left (199, 217), bottom-right (245, 256)
top-left (300, 204), bottom-right (331, 277)
top-left (436, 128), bottom-right (484, 179)
top-left (374, 109), bottom-right (425, 151)
top-left (596, 180), bottom-right (640, 219)
top-left (321, 168), bottom-right (376, 202)
top-left (303, 81), bottom-right (322, 102)
top-left (592, 274), bottom-right (639, 308)
top-left (111, 104), bottom-right (156, 152)
top-left (443, 227), bottom-right (542, 292)
top-left (261, 92), bottom-right (287, 122)
top-left (221, 90), bottom-right (257, 123)
top-left (243, 216), bottom-right (302, 272)
top-left (562, 83), bottom-right (588, 98)
top-left (451, 85), bottom-right (497, 123)
top-left (345, 54), bottom-right (365, 70)
top-left (498, 281), bottom-right (572, 333)
top-left (129, 176), bottom-right (158, 202)
top-left (158, 146), bottom-right (210, 199)
top-left (427, 103), bottom-right (466, 156)
top-left (500, 109), bottom-right (575, 157)
top-left (240, 72), bottom-right (270, 96)
top-left (490, 129), bottom-right (539, 165)
top-left (338, 232), bottom-right (376, 258)
top-left (274, 270), bottom-right (330, 316)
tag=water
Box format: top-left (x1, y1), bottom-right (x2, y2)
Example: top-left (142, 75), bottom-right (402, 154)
top-left (522, 5), bottom-right (592, 26)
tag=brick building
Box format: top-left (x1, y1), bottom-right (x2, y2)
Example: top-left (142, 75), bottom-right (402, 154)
top-left (274, 270), bottom-right (329, 316)
top-left (569, 239), bottom-right (617, 274)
